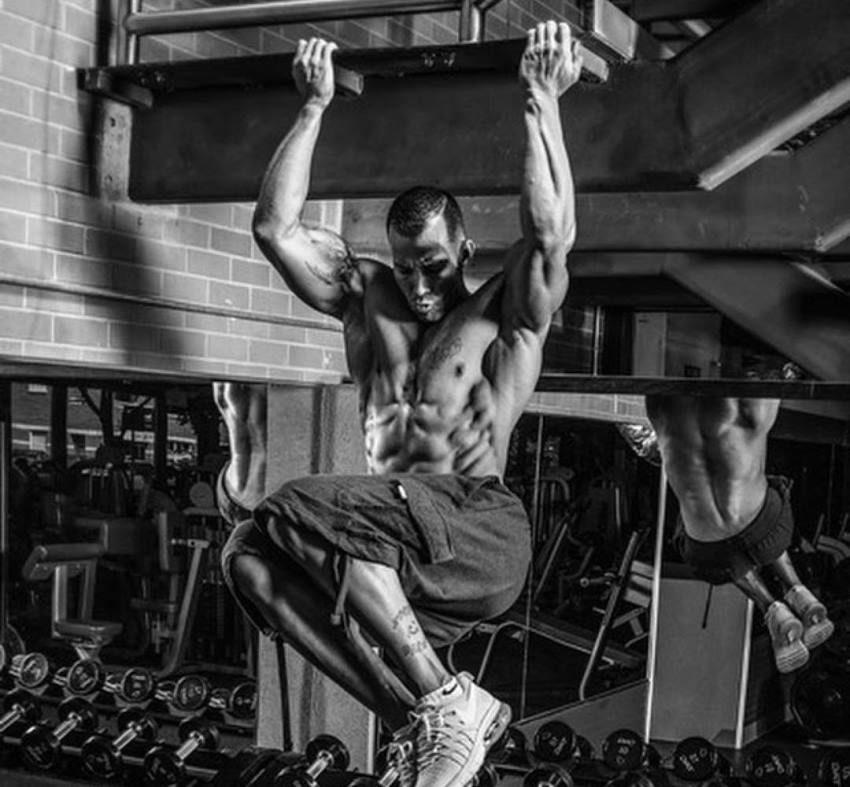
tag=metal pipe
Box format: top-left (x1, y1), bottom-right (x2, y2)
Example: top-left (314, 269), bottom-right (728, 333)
top-left (458, 0), bottom-right (482, 42)
top-left (124, 0), bottom-right (468, 36)
top-left (124, 0), bottom-right (141, 65)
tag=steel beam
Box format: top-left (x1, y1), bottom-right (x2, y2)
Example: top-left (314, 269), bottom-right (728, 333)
top-left (663, 256), bottom-right (850, 381)
top-left (86, 0), bottom-right (850, 201)
top-left (630, 0), bottom-right (751, 23)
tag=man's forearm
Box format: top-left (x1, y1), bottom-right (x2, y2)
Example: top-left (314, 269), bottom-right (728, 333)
top-left (521, 90), bottom-right (575, 252)
top-left (253, 100), bottom-right (327, 238)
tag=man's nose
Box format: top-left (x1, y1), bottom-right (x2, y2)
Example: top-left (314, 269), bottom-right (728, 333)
top-left (412, 272), bottom-right (429, 296)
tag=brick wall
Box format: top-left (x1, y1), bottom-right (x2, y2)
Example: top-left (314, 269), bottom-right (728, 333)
top-left (0, 0), bottom-right (613, 401)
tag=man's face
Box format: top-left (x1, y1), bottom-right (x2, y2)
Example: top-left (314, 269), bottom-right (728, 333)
top-left (388, 213), bottom-right (467, 323)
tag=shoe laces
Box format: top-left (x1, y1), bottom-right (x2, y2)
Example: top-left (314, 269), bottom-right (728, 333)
top-left (390, 703), bottom-right (475, 783)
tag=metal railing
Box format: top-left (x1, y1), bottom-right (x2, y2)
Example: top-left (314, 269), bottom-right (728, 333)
top-left (120, 0), bottom-right (504, 64)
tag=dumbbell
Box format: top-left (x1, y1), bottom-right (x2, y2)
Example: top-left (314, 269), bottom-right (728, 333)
top-left (209, 680), bottom-right (258, 722)
top-left (602, 728), bottom-right (661, 772)
top-left (105, 665), bottom-right (158, 707)
top-left (144, 716), bottom-right (220, 786)
top-left (533, 720), bottom-right (593, 765)
top-left (672, 737), bottom-right (731, 783)
top-left (348, 754), bottom-right (499, 787)
top-left (9, 651), bottom-right (55, 694)
top-left (817, 748), bottom-right (850, 787)
top-left (745, 747), bottom-right (805, 787)
top-left (524, 762), bottom-right (575, 787)
top-left (20, 696), bottom-right (98, 771)
top-left (0, 689), bottom-right (41, 746)
top-left (157, 674), bottom-right (213, 716)
top-left (81, 707), bottom-right (159, 782)
top-left (489, 726), bottom-right (529, 766)
top-left (273, 734), bottom-right (350, 787)
top-left (791, 667), bottom-right (850, 739)
top-left (62, 656), bottom-right (107, 698)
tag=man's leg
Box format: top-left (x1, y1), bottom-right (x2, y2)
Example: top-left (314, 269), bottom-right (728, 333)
top-left (767, 551), bottom-right (834, 649)
top-left (230, 553), bottom-right (415, 729)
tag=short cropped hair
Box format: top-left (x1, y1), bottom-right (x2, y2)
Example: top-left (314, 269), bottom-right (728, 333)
top-left (386, 186), bottom-right (465, 241)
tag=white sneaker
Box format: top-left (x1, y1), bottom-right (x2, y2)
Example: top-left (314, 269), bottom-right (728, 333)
top-left (784, 584), bottom-right (835, 650)
top-left (765, 600), bottom-right (809, 674)
top-left (389, 673), bottom-right (511, 787)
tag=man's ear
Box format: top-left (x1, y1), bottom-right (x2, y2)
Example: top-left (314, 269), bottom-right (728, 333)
top-left (460, 238), bottom-right (477, 267)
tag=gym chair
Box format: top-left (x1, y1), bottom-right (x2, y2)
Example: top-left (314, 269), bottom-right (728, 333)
top-left (22, 542), bottom-right (123, 661)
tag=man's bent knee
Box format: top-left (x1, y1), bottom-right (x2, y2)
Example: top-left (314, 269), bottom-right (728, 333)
top-left (231, 554), bottom-right (277, 607)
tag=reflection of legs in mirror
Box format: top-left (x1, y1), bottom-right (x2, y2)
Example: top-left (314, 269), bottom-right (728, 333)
top-left (733, 567), bottom-right (809, 674)
top-left (769, 551), bottom-right (834, 650)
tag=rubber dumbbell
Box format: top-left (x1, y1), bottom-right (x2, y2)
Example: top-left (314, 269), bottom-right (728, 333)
top-left (0, 689), bottom-right (41, 746)
top-left (105, 665), bottom-right (158, 707)
top-left (672, 737), bottom-right (731, 782)
top-left (63, 656), bottom-right (107, 698)
top-left (818, 748), bottom-right (850, 787)
top-left (602, 728), bottom-right (661, 772)
top-left (606, 770), bottom-right (670, 787)
top-left (144, 716), bottom-right (220, 786)
top-left (533, 720), bottom-right (592, 765)
top-left (274, 734), bottom-right (350, 787)
top-left (20, 696), bottom-right (98, 771)
top-left (157, 674), bottom-right (212, 716)
top-left (489, 726), bottom-right (529, 766)
top-left (81, 706), bottom-right (159, 782)
top-left (524, 762), bottom-right (574, 787)
top-left (746, 747), bottom-right (805, 787)
top-left (9, 652), bottom-right (55, 693)
top-left (209, 680), bottom-right (258, 722)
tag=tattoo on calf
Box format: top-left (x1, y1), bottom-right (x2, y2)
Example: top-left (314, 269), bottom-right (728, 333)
top-left (401, 639), bottom-right (431, 659)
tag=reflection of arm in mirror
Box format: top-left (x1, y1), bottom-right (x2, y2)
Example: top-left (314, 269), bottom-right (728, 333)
top-left (252, 37), bottom-right (359, 319)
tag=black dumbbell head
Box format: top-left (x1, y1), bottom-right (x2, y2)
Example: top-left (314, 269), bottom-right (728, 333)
top-left (172, 674), bottom-right (211, 713)
top-left (66, 658), bottom-right (105, 697)
top-left (607, 770), bottom-right (670, 787)
top-left (305, 733), bottom-right (349, 770)
top-left (603, 729), bottom-right (647, 772)
top-left (534, 721), bottom-right (578, 764)
top-left (179, 715), bottom-right (219, 749)
top-left (144, 745), bottom-right (184, 787)
top-left (230, 680), bottom-right (258, 720)
top-left (746, 747), bottom-right (801, 787)
top-left (20, 722), bottom-right (60, 771)
top-left (16, 652), bottom-right (51, 689)
top-left (672, 737), bottom-right (721, 782)
top-left (490, 726), bottom-right (528, 765)
top-left (117, 705), bottom-right (157, 739)
top-left (473, 762), bottom-right (500, 787)
top-left (120, 666), bottom-right (156, 704)
top-left (524, 763), bottom-right (574, 787)
top-left (818, 748), bottom-right (850, 787)
top-left (81, 734), bottom-right (123, 781)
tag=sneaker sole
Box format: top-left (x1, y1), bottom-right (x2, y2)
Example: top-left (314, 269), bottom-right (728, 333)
top-left (774, 639), bottom-right (809, 674)
top-left (452, 702), bottom-right (512, 787)
top-left (802, 618), bottom-right (835, 650)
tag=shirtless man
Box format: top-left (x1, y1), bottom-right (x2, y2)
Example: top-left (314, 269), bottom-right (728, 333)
top-left (214, 21), bottom-right (581, 787)
top-left (644, 396), bottom-right (834, 673)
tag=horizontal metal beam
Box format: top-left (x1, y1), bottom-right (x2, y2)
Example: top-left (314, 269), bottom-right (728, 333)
top-left (630, 0), bottom-right (751, 23)
top-left (663, 256), bottom-right (850, 381)
top-left (85, 0), bottom-right (850, 200)
top-left (123, 0), bottom-right (478, 36)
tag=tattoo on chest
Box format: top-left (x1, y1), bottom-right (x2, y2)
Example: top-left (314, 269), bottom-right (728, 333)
top-left (422, 337), bottom-right (463, 374)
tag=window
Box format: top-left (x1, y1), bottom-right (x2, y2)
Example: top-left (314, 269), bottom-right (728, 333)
top-left (29, 430), bottom-right (48, 452)
top-left (27, 384), bottom-right (48, 394)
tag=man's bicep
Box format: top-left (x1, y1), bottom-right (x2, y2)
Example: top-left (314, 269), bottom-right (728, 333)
top-left (501, 240), bottom-right (568, 333)
top-left (256, 223), bottom-right (354, 317)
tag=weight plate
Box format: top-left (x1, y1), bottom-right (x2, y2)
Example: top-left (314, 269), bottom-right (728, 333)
top-left (67, 659), bottom-right (104, 697)
top-left (121, 667), bottom-right (156, 704)
top-left (534, 721), bottom-right (577, 763)
top-left (602, 728), bottom-right (645, 771)
top-left (230, 680), bottom-right (258, 720)
top-left (172, 675), bottom-right (210, 713)
top-left (672, 737), bottom-right (719, 782)
top-left (17, 653), bottom-right (50, 689)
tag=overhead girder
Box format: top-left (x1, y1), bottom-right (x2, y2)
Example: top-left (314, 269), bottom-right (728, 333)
top-left (84, 0), bottom-right (850, 201)
top-left (341, 112), bottom-right (850, 254)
